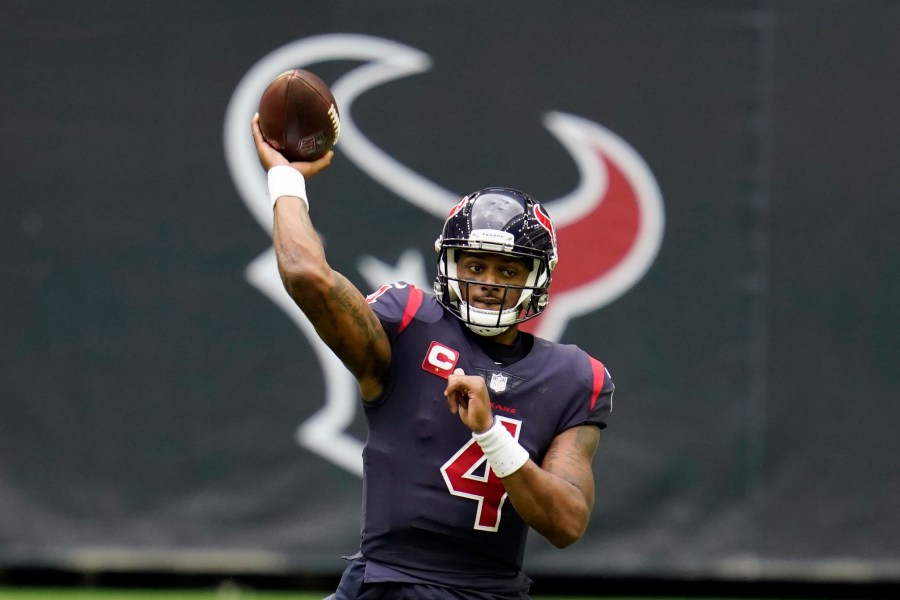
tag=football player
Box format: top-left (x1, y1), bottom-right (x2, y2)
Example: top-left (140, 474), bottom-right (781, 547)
top-left (252, 114), bottom-right (614, 600)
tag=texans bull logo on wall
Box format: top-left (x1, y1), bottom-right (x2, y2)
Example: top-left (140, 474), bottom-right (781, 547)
top-left (224, 34), bottom-right (665, 476)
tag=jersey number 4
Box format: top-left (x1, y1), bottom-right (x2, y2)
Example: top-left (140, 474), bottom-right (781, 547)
top-left (439, 417), bottom-right (523, 532)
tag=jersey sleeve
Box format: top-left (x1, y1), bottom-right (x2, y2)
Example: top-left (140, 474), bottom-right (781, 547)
top-left (365, 282), bottom-right (425, 342)
top-left (586, 356), bottom-right (615, 428)
top-left (558, 349), bottom-right (615, 431)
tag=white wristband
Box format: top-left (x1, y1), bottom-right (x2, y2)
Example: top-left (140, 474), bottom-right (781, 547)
top-left (473, 418), bottom-right (530, 478)
top-left (267, 165), bottom-right (308, 211)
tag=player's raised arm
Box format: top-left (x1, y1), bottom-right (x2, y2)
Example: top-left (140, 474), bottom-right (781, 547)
top-left (251, 114), bottom-right (391, 400)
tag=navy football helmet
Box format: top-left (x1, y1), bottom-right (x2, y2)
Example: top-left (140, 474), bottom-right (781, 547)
top-left (434, 187), bottom-right (559, 336)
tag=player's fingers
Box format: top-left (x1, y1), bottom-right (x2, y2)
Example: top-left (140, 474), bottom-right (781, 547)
top-left (251, 114), bottom-right (274, 157)
top-left (295, 151), bottom-right (334, 178)
top-left (445, 372), bottom-right (469, 414)
top-left (444, 381), bottom-right (461, 405)
top-left (250, 113), bottom-right (263, 140)
top-left (447, 388), bottom-right (471, 412)
top-left (444, 368), bottom-right (466, 394)
top-left (251, 126), bottom-right (290, 171)
top-left (456, 400), bottom-right (469, 423)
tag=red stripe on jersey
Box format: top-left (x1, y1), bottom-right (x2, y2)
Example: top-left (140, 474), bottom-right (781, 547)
top-left (398, 285), bottom-right (424, 334)
top-left (588, 356), bottom-right (606, 411)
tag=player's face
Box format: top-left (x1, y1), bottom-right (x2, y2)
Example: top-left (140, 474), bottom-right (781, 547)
top-left (456, 251), bottom-right (531, 312)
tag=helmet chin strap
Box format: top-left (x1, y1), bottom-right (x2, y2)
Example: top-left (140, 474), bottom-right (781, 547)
top-left (458, 301), bottom-right (517, 337)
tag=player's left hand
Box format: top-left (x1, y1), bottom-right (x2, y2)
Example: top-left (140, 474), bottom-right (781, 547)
top-left (445, 368), bottom-right (494, 434)
top-left (251, 113), bottom-right (333, 178)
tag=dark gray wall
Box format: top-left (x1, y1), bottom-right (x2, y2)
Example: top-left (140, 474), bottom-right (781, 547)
top-left (1, 0), bottom-right (898, 581)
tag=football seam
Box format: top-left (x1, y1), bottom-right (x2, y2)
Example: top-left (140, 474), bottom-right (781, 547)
top-left (282, 74), bottom-right (294, 150)
top-left (297, 77), bottom-right (340, 142)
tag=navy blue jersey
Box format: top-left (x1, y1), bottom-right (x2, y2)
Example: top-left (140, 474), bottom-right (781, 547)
top-left (358, 283), bottom-right (614, 590)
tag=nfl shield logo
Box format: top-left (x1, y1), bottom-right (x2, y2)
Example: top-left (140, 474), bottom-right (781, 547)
top-left (489, 372), bottom-right (508, 393)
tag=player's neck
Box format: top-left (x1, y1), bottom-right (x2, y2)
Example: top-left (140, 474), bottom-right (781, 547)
top-left (492, 326), bottom-right (520, 346)
top-left (474, 328), bottom-right (532, 367)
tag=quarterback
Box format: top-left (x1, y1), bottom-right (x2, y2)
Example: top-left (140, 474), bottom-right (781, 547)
top-left (251, 114), bottom-right (614, 600)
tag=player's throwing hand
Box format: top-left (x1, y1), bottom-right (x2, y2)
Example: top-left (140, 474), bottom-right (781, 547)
top-left (251, 113), bottom-right (333, 178)
top-left (445, 368), bottom-right (494, 434)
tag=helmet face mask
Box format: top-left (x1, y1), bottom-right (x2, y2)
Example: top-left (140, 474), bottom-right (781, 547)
top-left (434, 188), bottom-right (558, 337)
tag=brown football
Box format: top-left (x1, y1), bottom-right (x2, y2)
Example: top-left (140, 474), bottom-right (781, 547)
top-left (257, 69), bottom-right (340, 162)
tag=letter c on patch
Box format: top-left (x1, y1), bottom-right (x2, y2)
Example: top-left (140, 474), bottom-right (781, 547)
top-left (422, 341), bottom-right (460, 378)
